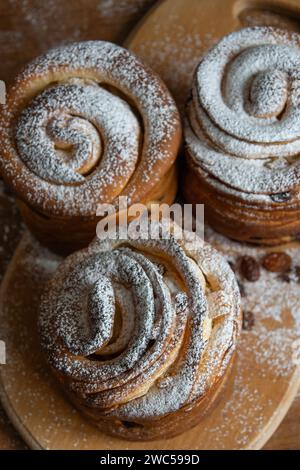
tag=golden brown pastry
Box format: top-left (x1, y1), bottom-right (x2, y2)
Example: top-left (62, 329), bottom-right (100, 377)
top-left (184, 27), bottom-right (300, 245)
top-left (39, 221), bottom-right (241, 440)
top-left (0, 41), bottom-right (181, 254)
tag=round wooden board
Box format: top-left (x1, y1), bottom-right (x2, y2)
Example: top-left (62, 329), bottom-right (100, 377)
top-left (1, 229), bottom-right (300, 450)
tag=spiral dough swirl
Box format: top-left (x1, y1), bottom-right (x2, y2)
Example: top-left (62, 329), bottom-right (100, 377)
top-left (0, 41), bottom-right (180, 217)
top-left (186, 27), bottom-right (300, 195)
top-left (39, 222), bottom-right (240, 436)
top-left (16, 80), bottom-right (140, 186)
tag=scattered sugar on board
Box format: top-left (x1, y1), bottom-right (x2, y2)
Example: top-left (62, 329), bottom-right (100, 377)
top-left (132, 13), bottom-right (218, 112)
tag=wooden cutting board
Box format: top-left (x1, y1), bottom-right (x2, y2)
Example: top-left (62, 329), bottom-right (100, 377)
top-left (1, 0), bottom-right (300, 450)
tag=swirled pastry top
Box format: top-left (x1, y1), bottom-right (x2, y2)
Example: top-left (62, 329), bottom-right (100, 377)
top-left (39, 222), bottom-right (241, 419)
top-left (185, 27), bottom-right (300, 196)
top-left (0, 41), bottom-right (181, 217)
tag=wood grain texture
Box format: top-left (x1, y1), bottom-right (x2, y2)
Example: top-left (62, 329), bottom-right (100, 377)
top-left (0, 0), bottom-right (156, 84)
top-left (0, 184), bottom-right (25, 449)
top-left (265, 392), bottom-right (300, 449)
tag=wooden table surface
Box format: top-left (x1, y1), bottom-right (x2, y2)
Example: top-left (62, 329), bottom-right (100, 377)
top-left (0, 0), bottom-right (156, 83)
top-left (0, 0), bottom-right (299, 450)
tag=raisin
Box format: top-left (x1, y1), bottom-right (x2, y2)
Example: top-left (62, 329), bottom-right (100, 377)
top-left (262, 252), bottom-right (291, 273)
top-left (239, 255), bottom-right (260, 282)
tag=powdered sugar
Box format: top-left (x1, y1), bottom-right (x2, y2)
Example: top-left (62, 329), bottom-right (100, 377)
top-left (131, 13), bottom-right (217, 113)
top-left (0, 41), bottom-right (180, 217)
top-left (16, 80), bottom-right (140, 188)
top-left (206, 225), bottom-right (300, 373)
top-left (1, 226), bottom-right (300, 447)
top-left (39, 222), bottom-right (240, 420)
top-left (186, 27), bottom-right (300, 196)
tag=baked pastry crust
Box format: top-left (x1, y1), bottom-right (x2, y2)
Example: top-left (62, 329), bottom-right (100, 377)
top-left (0, 41), bottom-right (181, 254)
top-left (184, 27), bottom-right (300, 245)
top-left (39, 221), bottom-right (241, 440)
